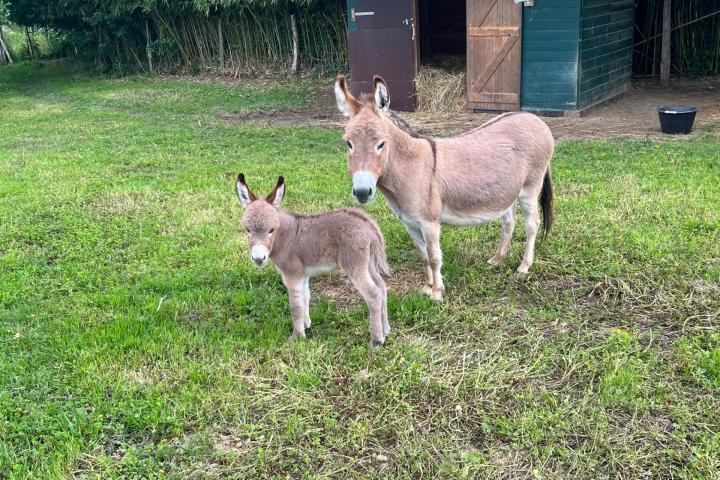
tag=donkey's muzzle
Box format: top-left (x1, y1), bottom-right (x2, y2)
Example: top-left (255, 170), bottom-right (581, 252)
top-left (250, 245), bottom-right (269, 267)
top-left (353, 186), bottom-right (373, 204)
top-left (351, 171), bottom-right (377, 205)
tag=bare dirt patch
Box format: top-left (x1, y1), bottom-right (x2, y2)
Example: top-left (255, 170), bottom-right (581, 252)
top-left (310, 266), bottom-right (426, 309)
top-left (223, 78), bottom-right (720, 141)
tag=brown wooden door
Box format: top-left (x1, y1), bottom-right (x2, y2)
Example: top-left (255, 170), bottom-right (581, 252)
top-left (347, 0), bottom-right (418, 111)
top-left (467, 0), bottom-right (522, 111)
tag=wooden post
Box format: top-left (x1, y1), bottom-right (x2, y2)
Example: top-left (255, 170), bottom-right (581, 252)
top-left (660, 0), bottom-right (671, 87)
top-left (25, 27), bottom-right (33, 58)
top-left (218, 17), bottom-right (224, 72)
top-left (0, 25), bottom-right (12, 64)
top-left (145, 19), bottom-right (153, 74)
top-left (291, 14), bottom-right (299, 75)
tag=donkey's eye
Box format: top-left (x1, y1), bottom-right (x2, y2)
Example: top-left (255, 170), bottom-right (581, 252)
top-left (269, 229), bottom-right (274, 234)
top-left (245, 228), bottom-right (250, 233)
top-left (347, 141), bottom-right (353, 150)
top-left (377, 141), bottom-right (386, 151)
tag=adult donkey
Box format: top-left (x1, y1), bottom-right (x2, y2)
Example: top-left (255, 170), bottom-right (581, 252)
top-left (334, 75), bottom-right (554, 301)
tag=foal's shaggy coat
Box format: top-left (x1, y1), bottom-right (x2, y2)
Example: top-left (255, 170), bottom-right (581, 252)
top-left (335, 75), bottom-right (554, 301)
top-left (236, 174), bottom-right (390, 346)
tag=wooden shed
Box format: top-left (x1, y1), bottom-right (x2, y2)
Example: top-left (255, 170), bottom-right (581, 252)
top-left (346, 0), bottom-right (635, 114)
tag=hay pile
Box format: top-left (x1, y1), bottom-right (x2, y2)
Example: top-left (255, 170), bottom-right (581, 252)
top-left (415, 58), bottom-right (467, 113)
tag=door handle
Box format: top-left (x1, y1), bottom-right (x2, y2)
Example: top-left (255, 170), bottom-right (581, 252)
top-left (351, 8), bottom-right (375, 22)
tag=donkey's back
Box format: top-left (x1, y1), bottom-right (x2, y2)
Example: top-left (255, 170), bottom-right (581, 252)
top-left (440, 112), bottom-right (553, 184)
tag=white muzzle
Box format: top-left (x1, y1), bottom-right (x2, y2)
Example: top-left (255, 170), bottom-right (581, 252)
top-left (352, 171), bottom-right (377, 204)
top-left (250, 245), bottom-right (269, 267)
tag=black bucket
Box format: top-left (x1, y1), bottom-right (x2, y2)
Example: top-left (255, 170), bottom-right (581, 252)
top-left (657, 106), bottom-right (697, 134)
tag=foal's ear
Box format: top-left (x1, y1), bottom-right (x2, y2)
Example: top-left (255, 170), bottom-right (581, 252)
top-left (373, 75), bottom-right (390, 113)
top-left (334, 75), bottom-right (361, 118)
top-left (236, 173), bottom-right (256, 208)
top-left (266, 176), bottom-right (285, 207)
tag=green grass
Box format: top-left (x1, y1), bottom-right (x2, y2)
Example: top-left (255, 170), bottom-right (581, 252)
top-left (1, 62), bottom-right (719, 479)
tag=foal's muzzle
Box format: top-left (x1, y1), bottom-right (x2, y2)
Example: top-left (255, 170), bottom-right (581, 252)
top-left (250, 245), bottom-right (269, 267)
top-left (352, 171), bottom-right (377, 205)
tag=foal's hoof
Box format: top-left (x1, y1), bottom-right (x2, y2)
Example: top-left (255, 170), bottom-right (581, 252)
top-left (430, 289), bottom-right (444, 302)
top-left (287, 331), bottom-right (306, 343)
top-left (369, 337), bottom-right (385, 349)
top-left (515, 268), bottom-right (530, 278)
top-left (422, 285), bottom-right (433, 296)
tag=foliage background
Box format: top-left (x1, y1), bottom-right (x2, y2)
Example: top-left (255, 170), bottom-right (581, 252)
top-left (1, 0), bottom-right (347, 74)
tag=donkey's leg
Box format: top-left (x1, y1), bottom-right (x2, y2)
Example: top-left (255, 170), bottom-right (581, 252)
top-left (421, 222), bottom-right (444, 301)
top-left (517, 190), bottom-right (541, 275)
top-left (281, 272), bottom-right (307, 340)
top-left (368, 262), bottom-right (389, 338)
top-left (302, 276), bottom-right (311, 329)
top-left (405, 224), bottom-right (433, 295)
top-left (488, 206), bottom-right (516, 266)
top-left (345, 262), bottom-right (385, 347)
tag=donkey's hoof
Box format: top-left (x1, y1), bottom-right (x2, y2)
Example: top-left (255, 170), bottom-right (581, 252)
top-left (422, 285), bottom-right (433, 296)
top-left (287, 331), bottom-right (306, 343)
top-left (304, 318), bottom-right (311, 329)
top-left (515, 268), bottom-right (530, 278)
top-left (382, 325), bottom-right (391, 337)
top-left (370, 337), bottom-right (385, 348)
top-left (487, 256), bottom-right (505, 266)
top-left (430, 289), bottom-right (444, 302)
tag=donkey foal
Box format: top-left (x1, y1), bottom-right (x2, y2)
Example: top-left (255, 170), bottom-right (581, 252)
top-left (235, 174), bottom-right (390, 346)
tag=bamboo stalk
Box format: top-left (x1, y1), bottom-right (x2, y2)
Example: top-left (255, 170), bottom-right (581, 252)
top-left (145, 19), bottom-right (153, 73)
top-left (660, 0), bottom-right (671, 86)
top-left (25, 26), bottom-right (34, 58)
top-left (0, 24), bottom-right (12, 64)
top-left (218, 16), bottom-right (224, 72)
top-left (291, 14), bottom-right (299, 74)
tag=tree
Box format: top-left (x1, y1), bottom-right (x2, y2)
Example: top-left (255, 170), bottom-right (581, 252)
top-left (0, 1), bottom-right (14, 64)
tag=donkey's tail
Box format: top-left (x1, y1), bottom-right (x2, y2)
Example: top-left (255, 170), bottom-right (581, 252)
top-left (539, 166), bottom-right (554, 239)
top-left (371, 236), bottom-right (391, 278)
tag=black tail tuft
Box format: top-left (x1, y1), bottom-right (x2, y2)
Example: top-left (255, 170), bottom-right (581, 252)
top-left (540, 168), bottom-right (554, 239)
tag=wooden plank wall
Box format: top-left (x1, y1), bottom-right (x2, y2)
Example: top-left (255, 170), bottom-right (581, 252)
top-left (578, 0), bottom-right (634, 108)
top-left (520, 0), bottom-right (581, 111)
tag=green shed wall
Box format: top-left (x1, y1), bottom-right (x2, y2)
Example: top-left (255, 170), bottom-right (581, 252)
top-left (578, 0), bottom-right (634, 108)
top-left (521, 0), bottom-right (580, 111)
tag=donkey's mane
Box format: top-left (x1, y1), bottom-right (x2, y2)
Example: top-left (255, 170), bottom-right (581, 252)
top-left (357, 92), bottom-right (428, 140)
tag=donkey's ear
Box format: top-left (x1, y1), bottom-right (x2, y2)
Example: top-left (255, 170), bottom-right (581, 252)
top-left (334, 75), bottom-right (361, 118)
top-left (373, 75), bottom-right (390, 112)
top-left (266, 176), bottom-right (285, 207)
top-left (236, 173), bottom-right (256, 208)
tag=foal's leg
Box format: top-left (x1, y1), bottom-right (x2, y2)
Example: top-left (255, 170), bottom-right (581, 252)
top-left (281, 272), bottom-right (308, 339)
top-left (345, 262), bottom-right (385, 347)
top-left (368, 262), bottom-right (389, 338)
top-left (302, 276), bottom-right (311, 329)
top-left (488, 206), bottom-right (516, 266)
top-left (517, 190), bottom-right (541, 275)
top-left (405, 224), bottom-right (433, 295)
top-left (421, 221), bottom-right (444, 301)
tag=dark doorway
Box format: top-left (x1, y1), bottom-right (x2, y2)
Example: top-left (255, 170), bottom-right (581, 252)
top-left (418, 0), bottom-right (466, 60)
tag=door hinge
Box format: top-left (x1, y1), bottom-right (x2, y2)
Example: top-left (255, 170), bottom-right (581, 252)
top-left (351, 8), bottom-right (375, 22)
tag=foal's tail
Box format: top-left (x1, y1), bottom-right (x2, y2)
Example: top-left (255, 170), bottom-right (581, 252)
top-left (371, 236), bottom-right (391, 278)
top-left (540, 166), bottom-right (554, 239)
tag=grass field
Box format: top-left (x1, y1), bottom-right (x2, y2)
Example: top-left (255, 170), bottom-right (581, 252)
top-left (1, 62), bottom-right (719, 479)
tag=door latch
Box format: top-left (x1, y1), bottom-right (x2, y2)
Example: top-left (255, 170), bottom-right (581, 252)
top-left (351, 8), bottom-right (375, 22)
